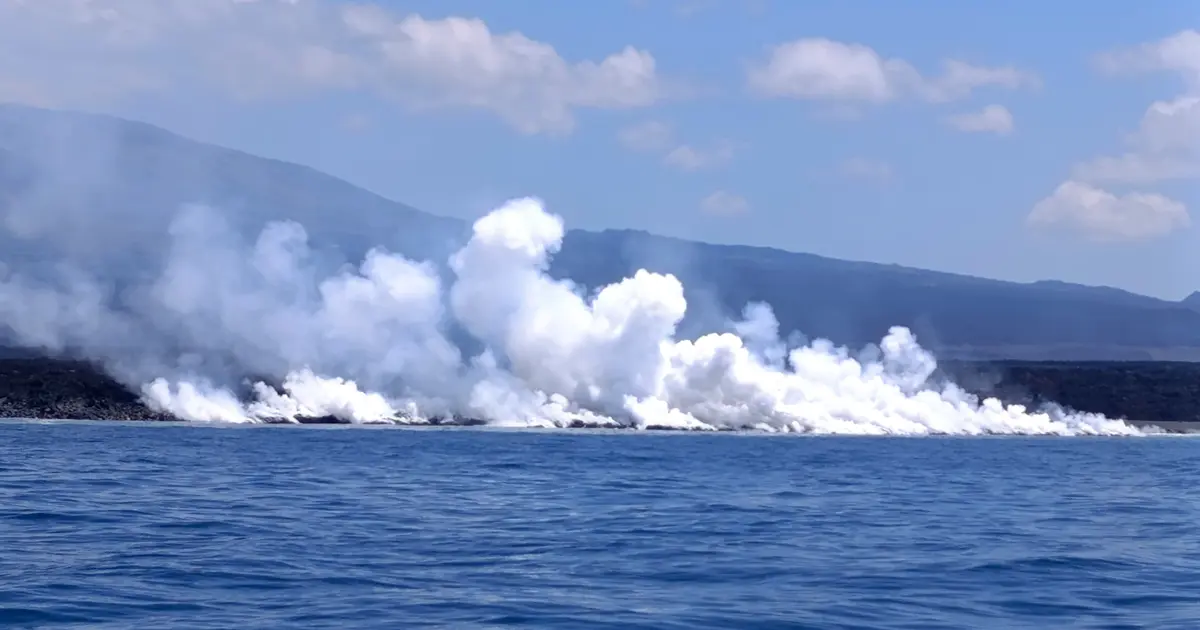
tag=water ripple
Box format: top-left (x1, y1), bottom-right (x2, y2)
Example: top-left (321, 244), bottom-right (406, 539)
top-left (1, 422), bottom-right (1199, 628)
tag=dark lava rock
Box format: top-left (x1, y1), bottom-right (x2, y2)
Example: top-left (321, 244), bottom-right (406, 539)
top-left (938, 360), bottom-right (1200, 425)
top-left (0, 356), bottom-right (1197, 429)
top-left (0, 357), bottom-right (174, 421)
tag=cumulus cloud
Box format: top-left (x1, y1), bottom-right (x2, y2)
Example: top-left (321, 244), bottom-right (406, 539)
top-left (1028, 30), bottom-right (1200, 243)
top-left (0, 0), bottom-right (666, 134)
top-left (1073, 34), bottom-right (1200, 185)
top-left (1072, 96), bottom-right (1200, 184)
top-left (746, 38), bottom-right (1036, 104)
top-left (945, 104), bottom-right (1014, 135)
top-left (1127, 95), bottom-right (1200, 152)
top-left (1072, 153), bottom-right (1200, 186)
top-left (617, 120), bottom-right (734, 171)
top-left (699, 190), bottom-right (749, 216)
top-left (1095, 29), bottom-right (1200, 85)
top-left (1027, 181), bottom-right (1189, 243)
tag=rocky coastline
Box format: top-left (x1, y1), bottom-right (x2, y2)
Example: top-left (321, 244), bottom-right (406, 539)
top-left (0, 356), bottom-right (1198, 432)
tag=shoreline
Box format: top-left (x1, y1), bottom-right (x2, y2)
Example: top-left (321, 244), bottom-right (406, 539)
top-left (4, 418), bottom-right (1195, 436)
top-left (1, 356), bottom-right (1198, 433)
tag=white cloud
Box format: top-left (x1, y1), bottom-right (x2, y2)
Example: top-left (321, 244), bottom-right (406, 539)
top-left (1073, 58), bottom-right (1200, 184)
top-left (1095, 29), bottom-right (1200, 86)
top-left (700, 190), bottom-right (749, 216)
top-left (923, 61), bottom-right (1036, 103)
top-left (837, 157), bottom-right (894, 183)
top-left (1071, 152), bottom-right (1200, 185)
top-left (0, 0), bottom-right (666, 134)
top-left (617, 120), bottom-right (734, 171)
top-left (747, 39), bottom-right (908, 102)
top-left (746, 38), bottom-right (1036, 104)
top-left (1127, 95), bottom-right (1200, 152)
top-left (945, 104), bottom-right (1014, 135)
top-left (1027, 31), bottom-right (1199, 246)
top-left (1027, 180), bottom-right (1189, 243)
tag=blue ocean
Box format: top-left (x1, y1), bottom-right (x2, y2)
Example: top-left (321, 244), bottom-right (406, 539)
top-left (2, 421), bottom-right (1198, 629)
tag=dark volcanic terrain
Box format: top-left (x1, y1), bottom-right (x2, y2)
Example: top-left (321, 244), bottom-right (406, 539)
top-left (936, 360), bottom-right (1200, 431)
top-left (0, 356), bottom-right (1197, 431)
top-left (0, 357), bottom-right (172, 422)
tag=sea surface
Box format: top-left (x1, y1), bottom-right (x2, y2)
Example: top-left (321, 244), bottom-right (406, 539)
top-left (1, 421), bottom-right (1199, 629)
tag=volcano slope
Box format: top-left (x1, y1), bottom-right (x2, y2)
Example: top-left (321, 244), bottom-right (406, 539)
top-left (935, 360), bottom-right (1200, 432)
top-left (0, 354), bottom-right (1196, 431)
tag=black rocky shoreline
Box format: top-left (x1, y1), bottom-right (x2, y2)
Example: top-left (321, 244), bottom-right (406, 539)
top-left (1, 356), bottom-right (1199, 432)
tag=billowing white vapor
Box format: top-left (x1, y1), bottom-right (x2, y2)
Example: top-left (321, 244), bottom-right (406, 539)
top-left (0, 195), bottom-right (1145, 436)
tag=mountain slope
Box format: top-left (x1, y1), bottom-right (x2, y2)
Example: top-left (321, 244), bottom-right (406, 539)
top-left (0, 103), bottom-right (1197, 360)
top-left (1182, 291), bottom-right (1200, 312)
top-left (552, 230), bottom-right (1200, 359)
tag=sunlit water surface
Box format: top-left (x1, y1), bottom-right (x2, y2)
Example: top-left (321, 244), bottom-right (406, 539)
top-left (2, 421), bottom-right (1199, 629)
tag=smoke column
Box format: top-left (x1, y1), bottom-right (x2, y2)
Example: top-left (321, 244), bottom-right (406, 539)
top-left (0, 195), bottom-right (1149, 435)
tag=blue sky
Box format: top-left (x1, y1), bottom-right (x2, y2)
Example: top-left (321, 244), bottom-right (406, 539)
top-left (1, 0), bottom-right (1197, 299)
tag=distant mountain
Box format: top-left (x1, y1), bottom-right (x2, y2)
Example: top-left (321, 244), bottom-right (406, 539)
top-left (1182, 291), bottom-right (1200, 312)
top-left (1, 102), bottom-right (1199, 361)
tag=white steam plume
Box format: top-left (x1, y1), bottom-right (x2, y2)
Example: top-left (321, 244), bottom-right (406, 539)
top-left (0, 195), bottom-right (1150, 435)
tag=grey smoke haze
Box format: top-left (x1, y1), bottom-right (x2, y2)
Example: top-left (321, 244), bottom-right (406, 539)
top-left (0, 104), bottom-right (1152, 434)
top-left (0, 102), bottom-right (466, 266)
top-left (0, 105), bottom-right (458, 391)
top-left (0, 102), bottom-right (727, 392)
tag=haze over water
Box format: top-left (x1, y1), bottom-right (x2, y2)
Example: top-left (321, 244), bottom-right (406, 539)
top-left (2, 421), bottom-right (1198, 629)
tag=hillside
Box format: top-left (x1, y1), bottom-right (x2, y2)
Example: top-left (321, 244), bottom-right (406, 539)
top-left (1, 103), bottom-right (1198, 360)
top-left (1182, 291), bottom-right (1200, 313)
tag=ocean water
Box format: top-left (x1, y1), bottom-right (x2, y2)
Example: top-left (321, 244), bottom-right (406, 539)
top-left (2, 422), bottom-right (1199, 629)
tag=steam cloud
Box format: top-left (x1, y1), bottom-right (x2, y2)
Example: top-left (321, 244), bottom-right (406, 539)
top-left (0, 191), bottom-right (1150, 435)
